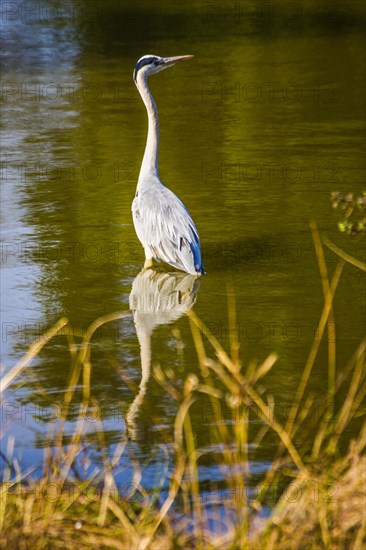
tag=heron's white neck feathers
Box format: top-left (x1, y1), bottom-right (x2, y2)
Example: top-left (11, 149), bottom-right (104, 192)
top-left (136, 73), bottom-right (160, 186)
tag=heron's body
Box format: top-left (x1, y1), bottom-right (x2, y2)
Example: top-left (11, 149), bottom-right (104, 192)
top-left (132, 54), bottom-right (204, 276)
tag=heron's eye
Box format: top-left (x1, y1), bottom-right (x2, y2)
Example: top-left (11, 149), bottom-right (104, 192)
top-left (153, 61), bottom-right (159, 66)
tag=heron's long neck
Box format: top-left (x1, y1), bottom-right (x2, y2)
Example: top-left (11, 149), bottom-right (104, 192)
top-left (136, 75), bottom-right (160, 184)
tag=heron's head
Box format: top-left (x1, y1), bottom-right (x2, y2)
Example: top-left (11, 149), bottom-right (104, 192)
top-left (133, 54), bottom-right (194, 84)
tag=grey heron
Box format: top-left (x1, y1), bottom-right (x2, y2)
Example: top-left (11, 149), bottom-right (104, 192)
top-left (132, 55), bottom-right (204, 276)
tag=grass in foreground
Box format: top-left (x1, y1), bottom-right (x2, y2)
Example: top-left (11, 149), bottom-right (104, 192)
top-left (1, 223), bottom-right (365, 550)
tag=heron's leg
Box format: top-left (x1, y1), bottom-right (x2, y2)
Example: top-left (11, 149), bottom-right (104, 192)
top-left (144, 249), bottom-right (154, 269)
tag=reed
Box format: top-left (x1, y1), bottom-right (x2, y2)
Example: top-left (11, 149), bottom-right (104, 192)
top-left (1, 224), bottom-right (365, 549)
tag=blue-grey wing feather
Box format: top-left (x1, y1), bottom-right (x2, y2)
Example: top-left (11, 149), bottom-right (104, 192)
top-left (132, 184), bottom-right (204, 275)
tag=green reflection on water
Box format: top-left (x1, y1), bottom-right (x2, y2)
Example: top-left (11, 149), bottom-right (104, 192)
top-left (1, 1), bottom-right (365, 472)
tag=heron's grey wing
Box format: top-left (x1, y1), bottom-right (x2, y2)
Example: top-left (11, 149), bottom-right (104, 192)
top-left (132, 196), bottom-right (146, 248)
top-left (133, 187), bottom-right (203, 274)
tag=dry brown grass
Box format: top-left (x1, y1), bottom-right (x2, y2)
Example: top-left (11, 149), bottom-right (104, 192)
top-left (1, 224), bottom-right (365, 549)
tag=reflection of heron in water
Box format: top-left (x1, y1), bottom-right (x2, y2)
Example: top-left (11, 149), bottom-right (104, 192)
top-left (126, 269), bottom-right (200, 440)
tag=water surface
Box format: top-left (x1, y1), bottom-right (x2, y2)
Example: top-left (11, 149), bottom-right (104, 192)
top-left (1, 0), bottom-right (365, 503)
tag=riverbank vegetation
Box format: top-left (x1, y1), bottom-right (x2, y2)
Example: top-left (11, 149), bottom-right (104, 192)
top-left (1, 222), bottom-right (365, 549)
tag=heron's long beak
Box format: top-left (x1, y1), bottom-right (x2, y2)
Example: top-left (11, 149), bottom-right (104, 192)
top-left (163, 55), bottom-right (194, 67)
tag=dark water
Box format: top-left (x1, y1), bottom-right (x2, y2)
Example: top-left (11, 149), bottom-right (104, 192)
top-left (1, 0), bottom-right (365, 500)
